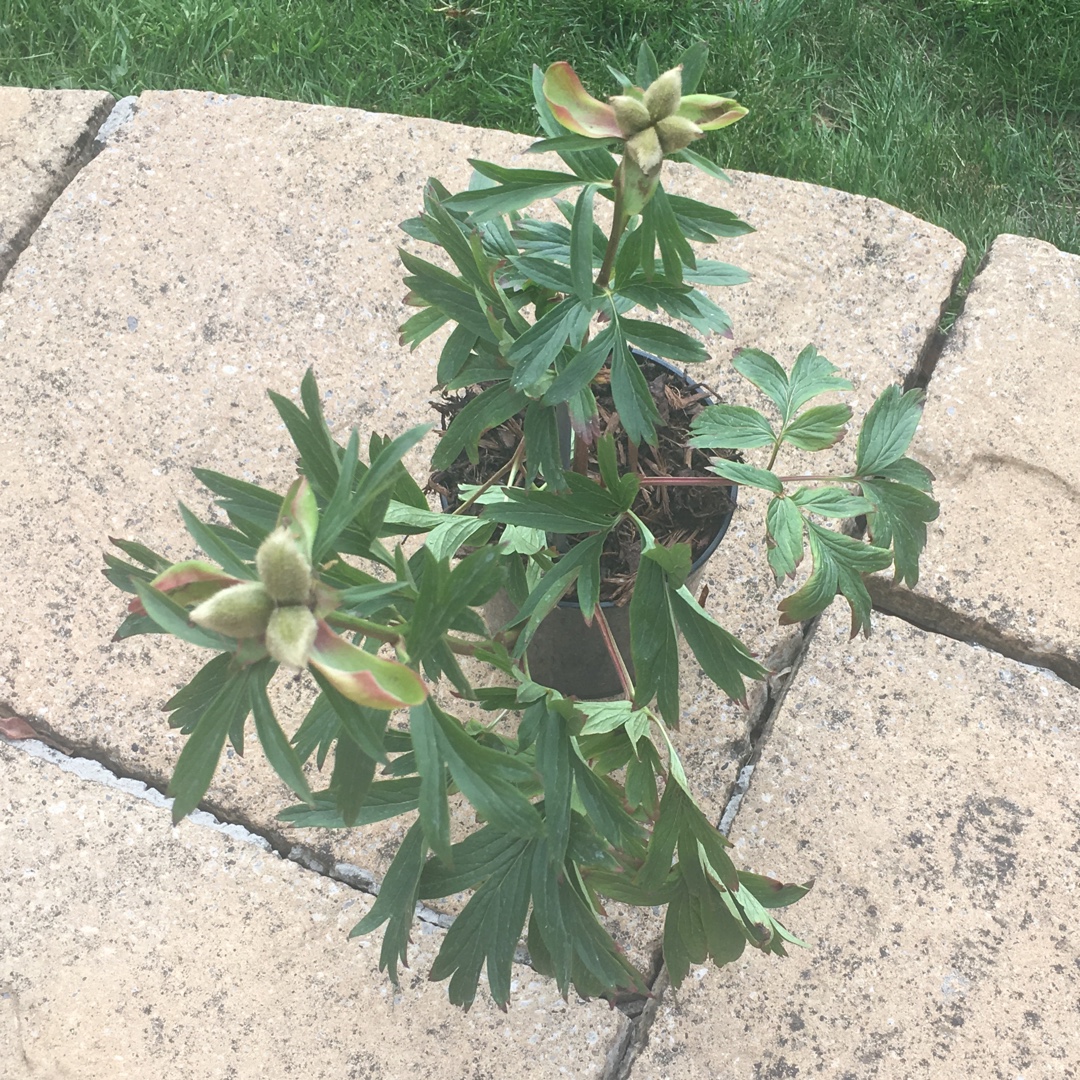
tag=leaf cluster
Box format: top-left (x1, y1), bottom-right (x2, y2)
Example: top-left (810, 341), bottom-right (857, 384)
top-left (690, 346), bottom-right (940, 636)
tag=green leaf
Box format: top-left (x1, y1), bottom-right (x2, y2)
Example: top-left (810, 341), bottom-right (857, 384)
top-left (708, 459), bottom-right (782, 494)
top-left (445, 163), bottom-right (583, 221)
top-left (177, 503), bottom-right (253, 581)
top-left (738, 871), bottom-right (814, 909)
top-left (649, 183), bottom-right (695, 283)
top-left (677, 40), bottom-right (709, 93)
top-left (277, 779), bottom-right (419, 827)
top-left (267, 385), bottom-right (339, 500)
top-left (636, 40), bottom-right (660, 86)
top-left (681, 259), bottom-right (749, 286)
top-left (630, 557), bottom-right (680, 725)
top-left (670, 587), bottom-right (767, 703)
top-left (542, 324), bottom-right (615, 406)
top-left (249, 668), bottom-right (313, 804)
top-left (309, 670), bottom-right (391, 766)
top-left (349, 821), bottom-right (426, 987)
top-left (432, 703), bottom-right (544, 838)
top-left (410, 700), bottom-right (452, 864)
top-left (162, 653), bottom-right (234, 733)
top-left (790, 486), bottom-right (875, 518)
top-left (765, 496), bottom-right (804, 581)
top-left (132, 581), bottom-right (233, 651)
top-left (674, 146), bottom-right (731, 184)
top-left (778, 521), bottom-right (894, 635)
top-left (508, 298), bottom-right (589, 390)
top-left (690, 404), bottom-right (776, 449)
top-left (431, 383), bottom-right (529, 470)
top-left (876, 455), bottom-right (935, 491)
top-left (428, 841), bottom-right (533, 1009)
top-left (859, 478), bottom-right (939, 587)
top-left (108, 537), bottom-right (172, 573)
top-left (330, 731), bottom-right (377, 827)
top-left (168, 667), bottom-right (251, 823)
top-left (856, 386), bottom-right (927, 476)
top-left (571, 750), bottom-right (645, 851)
top-left (781, 404), bottom-right (853, 451)
top-left (570, 184), bottom-right (597, 303)
top-left (610, 327), bottom-right (661, 446)
top-left (667, 194), bottom-right (754, 241)
top-left (527, 133), bottom-right (620, 153)
top-left (619, 317), bottom-right (708, 363)
top-left (534, 703), bottom-right (573, 866)
top-left (642, 541), bottom-right (693, 591)
top-left (731, 348), bottom-right (790, 414)
top-left (420, 825), bottom-right (531, 898)
top-left (785, 344), bottom-right (853, 418)
top-left (637, 780), bottom-right (685, 892)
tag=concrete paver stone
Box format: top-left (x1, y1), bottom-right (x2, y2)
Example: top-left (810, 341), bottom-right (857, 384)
top-left (0, 92), bottom-right (965, 891)
top-left (872, 233), bottom-right (1080, 684)
top-left (633, 606), bottom-right (1080, 1079)
top-left (0, 742), bottom-right (628, 1079)
top-left (0, 87), bottom-right (115, 280)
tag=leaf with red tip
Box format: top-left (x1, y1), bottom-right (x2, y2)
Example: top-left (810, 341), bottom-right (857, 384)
top-left (308, 621), bottom-right (427, 710)
top-left (127, 561), bottom-right (241, 615)
top-left (276, 475), bottom-right (319, 561)
top-left (676, 95), bottom-right (748, 130)
top-left (542, 62), bottom-right (622, 138)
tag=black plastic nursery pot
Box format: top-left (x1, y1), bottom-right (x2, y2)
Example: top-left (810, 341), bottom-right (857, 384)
top-left (485, 350), bottom-right (738, 699)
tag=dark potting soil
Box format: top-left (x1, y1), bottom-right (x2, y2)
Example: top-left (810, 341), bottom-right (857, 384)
top-left (427, 356), bottom-right (738, 606)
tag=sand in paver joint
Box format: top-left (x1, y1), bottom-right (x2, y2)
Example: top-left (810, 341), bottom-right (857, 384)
top-left (2, 88), bottom-right (1076, 1079)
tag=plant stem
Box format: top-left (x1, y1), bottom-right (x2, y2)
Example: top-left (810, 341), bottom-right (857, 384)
top-left (638, 473), bottom-right (860, 487)
top-left (324, 610), bottom-right (512, 657)
top-left (592, 604), bottom-right (635, 700)
top-left (452, 440), bottom-right (527, 515)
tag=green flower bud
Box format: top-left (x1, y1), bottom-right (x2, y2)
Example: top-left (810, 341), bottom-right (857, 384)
top-left (256, 527), bottom-right (312, 604)
top-left (625, 126), bottom-right (664, 175)
top-left (655, 114), bottom-right (704, 154)
top-left (189, 581), bottom-right (274, 639)
top-left (643, 66), bottom-right (683, 122)
top-left (610, 94), bottom-right (652, 136)
top-left (265, 605), bottom-right (318, 669)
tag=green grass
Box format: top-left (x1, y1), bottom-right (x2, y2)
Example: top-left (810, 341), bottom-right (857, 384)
top-left (2, 0), bottom-right (1078, 310)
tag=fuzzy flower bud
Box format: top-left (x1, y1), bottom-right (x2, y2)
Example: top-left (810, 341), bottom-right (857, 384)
top-left (190, 581), bottom-right (274, 639)
top-left (643, 66), bottom-right (683, 122)
top-left (655, 114), bottom-right (704, 154)
top-left (265, 605), bottom-right (318, 669)
top-left (610, 94), bottom-right (652, 136)
top-left (256, 527), bottom-right (312, 604)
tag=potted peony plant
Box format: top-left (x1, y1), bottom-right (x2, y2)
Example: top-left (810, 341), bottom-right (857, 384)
top-left (106, 42), bottom-right (939, 1009)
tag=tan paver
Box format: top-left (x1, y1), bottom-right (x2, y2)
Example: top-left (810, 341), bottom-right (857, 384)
top-left (632, 607), bottom-right (1080, 1079)
top-left (872, 233), bottom-right (1080, 682)
top-left (0, 742), bottom-right (628, 1079)
top-left (0, 90), bottom-right (963, 883)
top-left (0, 87), bottom-right (115, 279)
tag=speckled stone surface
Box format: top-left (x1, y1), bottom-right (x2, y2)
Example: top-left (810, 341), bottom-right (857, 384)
top-left (0, 90), bottom-right (963, 886)
top-left (632, 606), bottom-right (1080, 1079)
top-left (0, 743), bottom-right (627, 1079)
top-left (872, 234), bottom-right (1080, 682)
top-left (0, 87), bottom-right (114, 279)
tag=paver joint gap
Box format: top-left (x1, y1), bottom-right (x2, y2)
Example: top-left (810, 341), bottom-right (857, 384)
top-left (0, 91), bottom-right (116, 291)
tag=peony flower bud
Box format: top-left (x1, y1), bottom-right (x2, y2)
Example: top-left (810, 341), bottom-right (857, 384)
top-left (256, 527), bottom-right (312, 604)
top-left (655, 114), bottom-right (704, 154)
top-left (610, 94), bottom-right (652, 137)
top-left (625, 126), bottom-right (664, 175)
top-left (643, 66), bottom-right (683, 122)
top-left (190, 581), bottom-right (274, 639)
top-left (265, 605), bottom-right (318, 669)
